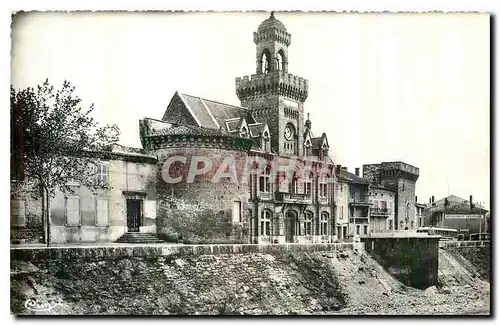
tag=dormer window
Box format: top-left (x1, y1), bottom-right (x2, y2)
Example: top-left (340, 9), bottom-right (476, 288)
top-left (240, 125), bottom-right (249, 138)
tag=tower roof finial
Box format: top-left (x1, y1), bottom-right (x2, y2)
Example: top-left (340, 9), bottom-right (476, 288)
top-left (270, 11), bottom-right (275, 18)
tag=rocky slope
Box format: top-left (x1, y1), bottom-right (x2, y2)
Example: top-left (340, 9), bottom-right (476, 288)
top-left (10, 246), bottom-right (490, 315)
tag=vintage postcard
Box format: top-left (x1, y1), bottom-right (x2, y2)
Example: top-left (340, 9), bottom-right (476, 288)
top-left (10, 10), bottom-right (490, 316)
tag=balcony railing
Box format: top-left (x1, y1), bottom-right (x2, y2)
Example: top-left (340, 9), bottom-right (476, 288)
top-left (275, 192), bottom-right (312, 204)
top-left (258, 192), bottom-right (273, 201)
top-left (349, 217), bottom-right (369, 224)
top-left (349, 195), bottom-right (371, 206)
top-left (371, 208), bottom-right (392, 216)
top-left (318, 196), bottom-right (329, 205)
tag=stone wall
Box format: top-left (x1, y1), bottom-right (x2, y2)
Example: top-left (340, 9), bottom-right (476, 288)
top-left (362, 237), bottom-right (439, 289)
top-left (154, 147), bottom-right (251, 244)
top-left (11, 242), bottom-right (364, 261)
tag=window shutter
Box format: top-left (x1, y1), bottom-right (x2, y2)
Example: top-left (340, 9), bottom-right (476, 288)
top-left (66, 197), bottom-right (80, 226)
top-left (96, 198), bottom-right (109, 226)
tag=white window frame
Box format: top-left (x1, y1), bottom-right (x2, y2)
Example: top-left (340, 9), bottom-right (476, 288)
top-left (260, 210), bottom-right (271, 236)
top-left (259, 169), bottom-right (270, 193)
top-left (232, 200), bottom-right (242, 223)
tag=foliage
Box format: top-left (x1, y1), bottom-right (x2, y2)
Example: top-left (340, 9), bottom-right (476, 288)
top-left (160, 196), bottom-right (246, 244)
top-left (11, 79), bottom-right (120, 196)
top-left (10, 79), bottom-right (120, 244)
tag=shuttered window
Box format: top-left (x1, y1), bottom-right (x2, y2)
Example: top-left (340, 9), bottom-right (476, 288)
top-left (66, 196), bottom-right (80, 226)
top-left (96, 198), bottom-right (109, 226)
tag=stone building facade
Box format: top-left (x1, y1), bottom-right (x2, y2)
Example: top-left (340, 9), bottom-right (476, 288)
top-left (362, 162), bottom-right (419, 230)
top-left (334, 167), bottom-right (349, 240)
top-left (139, 12), bottom-right (336, 244)
top-left (368, 185), bottom-right (396, 232)
top-left (11, 145), bottom-right (158, 244)
top-left (336, 167), bottom-right (371, 238)
top-left (423, 195), bottom-right (489, 235)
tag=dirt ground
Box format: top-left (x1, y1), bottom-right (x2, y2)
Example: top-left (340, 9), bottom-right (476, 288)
top-left (10, 246), bottom-right (490, 316)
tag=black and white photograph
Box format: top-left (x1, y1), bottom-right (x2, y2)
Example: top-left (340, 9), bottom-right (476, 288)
top-left (9, 8), bottom-right (491, 316)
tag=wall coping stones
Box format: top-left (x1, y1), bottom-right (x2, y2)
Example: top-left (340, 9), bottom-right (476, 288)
top-left (438, 240), bottom-right (490, 248)
top-left (10, 243), bottom-right (364, 261)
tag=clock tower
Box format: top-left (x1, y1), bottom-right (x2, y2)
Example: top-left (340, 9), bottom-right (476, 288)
top-left (235, 12), bottom-right (309, 157)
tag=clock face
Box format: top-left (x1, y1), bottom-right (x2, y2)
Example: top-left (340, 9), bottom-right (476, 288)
top-left (284, 126), bottom-right (293, 140)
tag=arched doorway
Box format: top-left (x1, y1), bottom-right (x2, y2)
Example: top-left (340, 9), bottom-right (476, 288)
top-left (285, 210), bottom-right (298, 243)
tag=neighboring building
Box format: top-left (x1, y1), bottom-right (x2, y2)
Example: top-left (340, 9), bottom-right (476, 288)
top-left (334, 165), bottom-right (349, 240)
top-left (337, 167), bottom-right (371, 238)
top-left (363, 161), bottom-right (419, 230)
top-left (11, 145), bottom-right (158, 244)
top-left (415, 198), bottom-right (426, 228)
top-left (423, 195), bottom-right (489, 235)
top-left (368, 184), bottom-right (396, 232)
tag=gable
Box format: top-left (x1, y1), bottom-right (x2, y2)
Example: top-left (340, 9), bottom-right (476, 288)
top-left (162, 92), bottom-right (200, 127)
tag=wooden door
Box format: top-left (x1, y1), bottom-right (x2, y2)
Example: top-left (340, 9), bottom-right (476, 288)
top-left (126, 199), bottom-right (141, 232)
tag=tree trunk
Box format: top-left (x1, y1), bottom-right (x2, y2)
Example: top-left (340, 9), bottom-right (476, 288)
top-left (41, 185), bottom-right (46, 244)
top-left (46, 188), bottom-right (51, 247)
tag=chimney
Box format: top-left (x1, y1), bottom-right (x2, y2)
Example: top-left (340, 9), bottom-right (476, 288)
top-left (355, 168), bottom-right (360, 176)
top-left (335, 165), bottom-right (341, 175)
top-left (415, 196), bottom-right (418, 203)
top-left (470, 195), bottom-right (474, 209)
top-left (341, 167), bottom-right (347, 171)
top-left (429, 197), bottom-right (431, 203)
top-left (432, 195), bottom-right (434, 203)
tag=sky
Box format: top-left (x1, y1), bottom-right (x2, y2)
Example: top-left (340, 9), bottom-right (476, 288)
top-left (10, 11), bottom-right (490, 210)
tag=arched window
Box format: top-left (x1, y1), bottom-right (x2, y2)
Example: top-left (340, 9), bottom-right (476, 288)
top-left (277, 49), bottom-right (285, 71)
top-left (261, 49), bottom-right (271, 74)
top-left (320, 212), bottom-right (329, 235)
top-left (304, 211), bottom-right (313, 236)
top-left (261, 210), bottom-right (272, 236)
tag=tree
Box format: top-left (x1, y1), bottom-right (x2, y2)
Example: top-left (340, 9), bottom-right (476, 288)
top-left (10, 79), bottom-right (120, 246)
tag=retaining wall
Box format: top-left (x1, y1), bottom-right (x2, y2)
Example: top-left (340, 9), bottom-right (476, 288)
top-left (362, 237), bottom-right (439, 289)
top-left (11, 242), bottom-right (364, 262)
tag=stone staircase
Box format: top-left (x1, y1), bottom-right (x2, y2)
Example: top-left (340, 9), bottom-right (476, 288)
top-left (115, 232), bottom-right (164, 244)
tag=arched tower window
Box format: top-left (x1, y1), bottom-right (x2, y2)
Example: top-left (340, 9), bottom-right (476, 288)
top-left (261, 49), bottom-right (272, 74)
top-left (277, 49), bottom-right (286, 71)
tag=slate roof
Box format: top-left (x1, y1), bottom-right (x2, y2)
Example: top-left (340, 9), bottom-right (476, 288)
top-left (340, 169), bottom-right (370, 185)
top-left (178, 92), bottom-right (251, 132)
